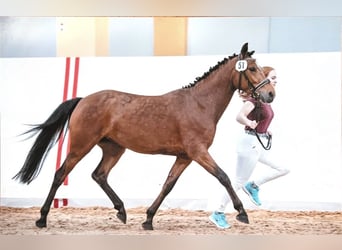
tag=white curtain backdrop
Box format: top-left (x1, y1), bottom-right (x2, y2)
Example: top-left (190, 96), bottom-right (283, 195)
top-left (1, 52), bottom-right (341, 211)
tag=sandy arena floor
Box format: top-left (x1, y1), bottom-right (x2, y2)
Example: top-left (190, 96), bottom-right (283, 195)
top-left (1, 206), bottom-right (341, 235)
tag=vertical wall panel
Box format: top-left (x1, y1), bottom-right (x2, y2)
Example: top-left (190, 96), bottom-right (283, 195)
top-left (95, 17), bottom-right (109, 56)
top-left (109, 17), bottom-right (153, 57)
top-left (154, 17), bottom-right (187, 56)
top-left (187, 17), bottom-right (270, 55)
top-left (0, 17), bottom-right (56, 57)
top-left (56, 17), bottom-right (96, 57)
top-left (269, 17), bottom-right (341, 53)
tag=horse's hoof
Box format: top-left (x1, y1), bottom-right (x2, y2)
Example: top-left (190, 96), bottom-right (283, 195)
top-left (236, 213), bottom-right (249, 224)
top-left (117, 210), bottom-right (127, 224)
top-left (35, 218), bottom-right (47, 228)
top-left (142, 222), bottom-right (153, 230)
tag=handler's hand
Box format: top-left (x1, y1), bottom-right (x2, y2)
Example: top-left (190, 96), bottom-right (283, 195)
top-left (248, 120), bottom-right (258, 129)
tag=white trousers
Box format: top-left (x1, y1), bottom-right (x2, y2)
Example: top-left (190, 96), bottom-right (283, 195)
top-left (216, 131), bottom-right (290, 212)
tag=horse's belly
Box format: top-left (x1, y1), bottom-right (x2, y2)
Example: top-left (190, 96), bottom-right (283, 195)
top-left (110, 128), bottom-right (183, 155)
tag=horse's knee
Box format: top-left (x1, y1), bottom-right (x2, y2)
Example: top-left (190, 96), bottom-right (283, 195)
top-left (91, 171), bottom-right (98, 181)
top-left (215, 168), bottom-right (231, 186)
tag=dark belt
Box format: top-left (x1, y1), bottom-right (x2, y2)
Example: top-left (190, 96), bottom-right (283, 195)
top-left (245, 130), bottom-right (269, 138)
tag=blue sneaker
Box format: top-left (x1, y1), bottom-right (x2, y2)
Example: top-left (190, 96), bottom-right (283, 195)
top-left (243, 182), bottom-right (262, 206)
top-left (209, 212), bottom-right (231, 229)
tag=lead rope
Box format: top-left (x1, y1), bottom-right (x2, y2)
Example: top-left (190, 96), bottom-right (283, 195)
top-left (253, 100), bottom-right (272, 150)
top-left (254, 130), bottom-right (272, 150)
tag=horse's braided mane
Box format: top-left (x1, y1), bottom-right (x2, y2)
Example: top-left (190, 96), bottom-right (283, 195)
top-left (182, 53), bottom-right (238, 89)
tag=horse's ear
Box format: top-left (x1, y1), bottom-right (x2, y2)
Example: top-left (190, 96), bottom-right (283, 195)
top-left (248, 50), bottom-right (255, 57)
top-left (240, 43), bottom-right (248, 58)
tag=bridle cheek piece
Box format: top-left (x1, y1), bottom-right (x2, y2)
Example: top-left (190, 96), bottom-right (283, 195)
top-left (237, 65), bottom-right (270, 100)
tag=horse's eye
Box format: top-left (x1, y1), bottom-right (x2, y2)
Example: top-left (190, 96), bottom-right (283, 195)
top-left (249, 67), bottom-right (256, 72)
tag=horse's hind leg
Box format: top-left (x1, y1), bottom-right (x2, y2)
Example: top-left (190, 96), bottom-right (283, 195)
top-left (36, 153), bottom-right (85, 228)
top-left (142, 156), bottom-right (192, 230)
top-left (92, 139), bottom-right (127, 224)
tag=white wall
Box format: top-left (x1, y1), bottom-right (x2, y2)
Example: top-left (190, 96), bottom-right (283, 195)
top-left (1, 52), bottom-right (341, 211)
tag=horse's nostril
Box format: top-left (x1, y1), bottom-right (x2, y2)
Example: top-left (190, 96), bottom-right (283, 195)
top-left (269, 92), bottom-right (274, 97)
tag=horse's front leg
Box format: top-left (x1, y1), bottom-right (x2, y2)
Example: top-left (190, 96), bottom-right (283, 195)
top-left (194, 151), bottom-right (249, 224)
top-left (142, 156), bottom-right (192, 230)
top-left (217, 166), bottom-right (249, 223)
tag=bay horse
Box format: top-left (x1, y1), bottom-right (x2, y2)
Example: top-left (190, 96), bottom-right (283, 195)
top-left (14, 43), bottom-right (275, 230)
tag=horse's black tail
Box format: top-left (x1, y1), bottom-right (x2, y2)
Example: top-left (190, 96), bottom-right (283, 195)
top-left (13, 97), bottom-right (83, 184)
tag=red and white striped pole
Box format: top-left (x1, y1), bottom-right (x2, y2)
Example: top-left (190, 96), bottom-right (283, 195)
top-left (53, 57), bottom-right (80, 208)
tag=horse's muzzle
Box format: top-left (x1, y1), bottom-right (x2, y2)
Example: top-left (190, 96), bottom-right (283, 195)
top-left (259, 90), bottom-right (275, 103)
top-left (255, 78), bottom-right (275, 103)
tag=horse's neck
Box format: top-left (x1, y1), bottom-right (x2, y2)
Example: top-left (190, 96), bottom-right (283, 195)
top-left (193, 63), bottom-right (235, 123)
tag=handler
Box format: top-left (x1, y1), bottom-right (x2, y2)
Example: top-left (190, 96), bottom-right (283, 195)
top-left (209, 66), bottom-right (290, 229)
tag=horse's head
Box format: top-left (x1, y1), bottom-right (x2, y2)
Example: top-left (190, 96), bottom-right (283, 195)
top-left (231, 43), bottom-right (275, 103)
